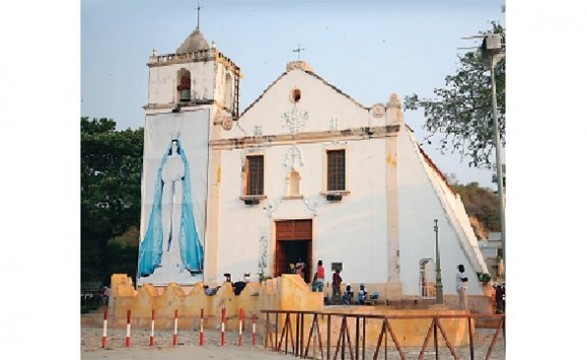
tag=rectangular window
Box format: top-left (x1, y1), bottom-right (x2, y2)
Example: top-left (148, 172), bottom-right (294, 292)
top-left (246, 155), bottom-right (264, 195)
top-left (327, 149), bottom-right (345, 191)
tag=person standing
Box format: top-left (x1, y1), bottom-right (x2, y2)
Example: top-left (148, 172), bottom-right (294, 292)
top-left (332, 268), bottom-right (343, 304)
top-left (295, 258), bottom-right (306, 279)
top-left (312, 260), bottom-right (325, 292)
top-left (102, 285), bottom-right (111, 306)
top-left (358, 284), bottom-right (367, 305)
top-left (456, 264), bottom-right (469, 310)
top-left (343, 283), bottom-right (353, 305)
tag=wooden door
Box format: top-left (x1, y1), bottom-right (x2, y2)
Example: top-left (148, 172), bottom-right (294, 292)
top-left (274, 219), bottom-right (312, 282)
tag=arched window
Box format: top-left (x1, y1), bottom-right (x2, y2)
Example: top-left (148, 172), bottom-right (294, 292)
top-left (176, 69), bottom-right (192, 102)
top-left (224, 72), bottom-right (233, 111)
top-left (419, 258), bottom-right (436, 298)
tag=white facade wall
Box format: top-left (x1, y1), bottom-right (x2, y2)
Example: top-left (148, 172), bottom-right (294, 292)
top-left (215, 138), bottom-right (390, 285)
top-left (396, 126), bottom-right (485, 295)
top-left (223, 69), bottom-right (368, 138)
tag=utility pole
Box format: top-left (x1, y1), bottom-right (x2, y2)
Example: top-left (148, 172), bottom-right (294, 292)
top-left (481, 33), bottom-right (506, 275)
top-left (434, 219), bottom-right (443, 304)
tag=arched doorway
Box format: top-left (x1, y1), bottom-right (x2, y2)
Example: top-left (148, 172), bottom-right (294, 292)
top-left (419, 258), bottom-right (436, 298)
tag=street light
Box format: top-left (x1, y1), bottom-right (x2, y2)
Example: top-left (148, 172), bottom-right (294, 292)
top-left (434, 219), bottom-right (443, 304)
top-left (481, 33), bottom-right (506, 276)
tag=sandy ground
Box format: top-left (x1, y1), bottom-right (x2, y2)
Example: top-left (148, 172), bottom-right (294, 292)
top-left (81, 326), bottom-right (287, 360)
top-left (81, 322), bottom-right (505, 360)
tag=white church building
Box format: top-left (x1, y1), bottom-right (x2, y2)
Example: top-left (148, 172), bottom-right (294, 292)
top-left (136, 24), bottom-right (490, 298)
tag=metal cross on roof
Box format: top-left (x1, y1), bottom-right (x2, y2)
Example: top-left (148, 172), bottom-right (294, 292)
top-left (292, 44), bottom-right (305, 61)
top-left (195, 2), bottom-right (203, 29)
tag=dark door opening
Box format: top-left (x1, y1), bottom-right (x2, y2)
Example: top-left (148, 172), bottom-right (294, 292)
top-left (274, 219), bottom-right (312, 283)
top-left (276, 240), bottom-right (310, 282)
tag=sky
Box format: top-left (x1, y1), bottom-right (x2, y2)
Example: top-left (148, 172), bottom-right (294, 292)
top-left (4, 0), bottom-right (587, 357)
top-left (81, 0), bottom-right (505, 189)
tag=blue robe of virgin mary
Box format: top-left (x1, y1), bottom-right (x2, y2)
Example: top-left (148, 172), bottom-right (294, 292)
top-left (137, 140), bottom-right (204, 277)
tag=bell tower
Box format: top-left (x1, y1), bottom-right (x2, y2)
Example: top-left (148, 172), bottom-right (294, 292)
top-left (138, 18), bottom-right (241, 286)
top-left (145, 27), bottom-right (241, 120)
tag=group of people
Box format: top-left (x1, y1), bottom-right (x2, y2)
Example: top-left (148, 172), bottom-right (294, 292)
top-left (300, 260), bottom-right (371, 305)
top-left (292, 259), bottom-right (472, 310)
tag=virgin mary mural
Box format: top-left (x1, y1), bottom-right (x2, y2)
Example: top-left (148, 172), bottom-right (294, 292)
top-left (138, 138), bottom-right (204, 279)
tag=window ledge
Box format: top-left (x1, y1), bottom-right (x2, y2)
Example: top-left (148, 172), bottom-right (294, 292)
top-left (320, 190), bottom-right (350, 202)
top-left (283, 195), bottom-right (304, 200)
top-left (239, 195), bottom-right (267, 205)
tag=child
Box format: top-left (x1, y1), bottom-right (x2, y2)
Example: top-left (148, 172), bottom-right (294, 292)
top-left (343, 283), bottom-right (353, 305)
top-left (358, 284), bottom-right (367, 305)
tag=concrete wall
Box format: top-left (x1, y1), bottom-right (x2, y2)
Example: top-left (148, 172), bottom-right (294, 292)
top-left (106, 274), bottom-right (495, 347)
top-left (108, 274), bottom-right (322, 329)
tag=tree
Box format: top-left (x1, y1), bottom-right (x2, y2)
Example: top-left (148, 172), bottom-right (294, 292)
top-left (404, 22), bottom-right (505, 168)
top-left (81, 117), bottom-right (143, 284)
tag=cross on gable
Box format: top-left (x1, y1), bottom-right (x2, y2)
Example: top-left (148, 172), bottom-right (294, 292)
top-left (292, 44), bottom-right (305, 61)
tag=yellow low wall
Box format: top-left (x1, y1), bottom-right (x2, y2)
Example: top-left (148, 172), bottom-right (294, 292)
top-left (264, 307), bottom-right (472, 348)
top-left (105, 274), bottom-right (474, 346)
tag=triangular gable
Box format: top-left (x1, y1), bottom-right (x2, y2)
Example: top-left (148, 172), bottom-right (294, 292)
top-left (239, 68), bottom-right (368, 118)
top-left (404, 126), bottom-right (489, 276)
top-left (231, 67), bottom-right (371, 138)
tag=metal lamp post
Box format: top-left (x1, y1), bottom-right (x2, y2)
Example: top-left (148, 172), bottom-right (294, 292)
top-left (481, 33), bottom-right (506, 274)
top-left (434, 219), bottom-right (443, 304)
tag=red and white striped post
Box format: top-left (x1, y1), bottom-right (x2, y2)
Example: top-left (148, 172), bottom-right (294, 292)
top-left (252, 313), bottom-right (257, 346)
top-left (125, 309), bottom-right (131, 347)
top-left (172, 309), bottom-right (179, 346)
top-left (101, 308), bottom-right (108, 348)
top-left (221, 306), bottom-right (226, 346)
top-left (238, 308), bottom-right (244, 346)
top-left (199, 308), bottom-right (204, 346)
top-left (149, 309), bottom-right (155, 346)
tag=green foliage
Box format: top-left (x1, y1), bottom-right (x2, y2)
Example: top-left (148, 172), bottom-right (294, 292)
top-left (477, 272), bottom-right (492, 284)
top-left (81, 117), bottom-right (143, 284)
top-left (404, 22), bottom-right (505, 168)
top-left (108, 226), bottom-right (140, 248)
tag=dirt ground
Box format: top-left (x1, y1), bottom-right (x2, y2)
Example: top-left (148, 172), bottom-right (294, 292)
top-left (81, 325), bottom-right (287, 359)
top-left (80, 323), bottom-right (505, 359)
